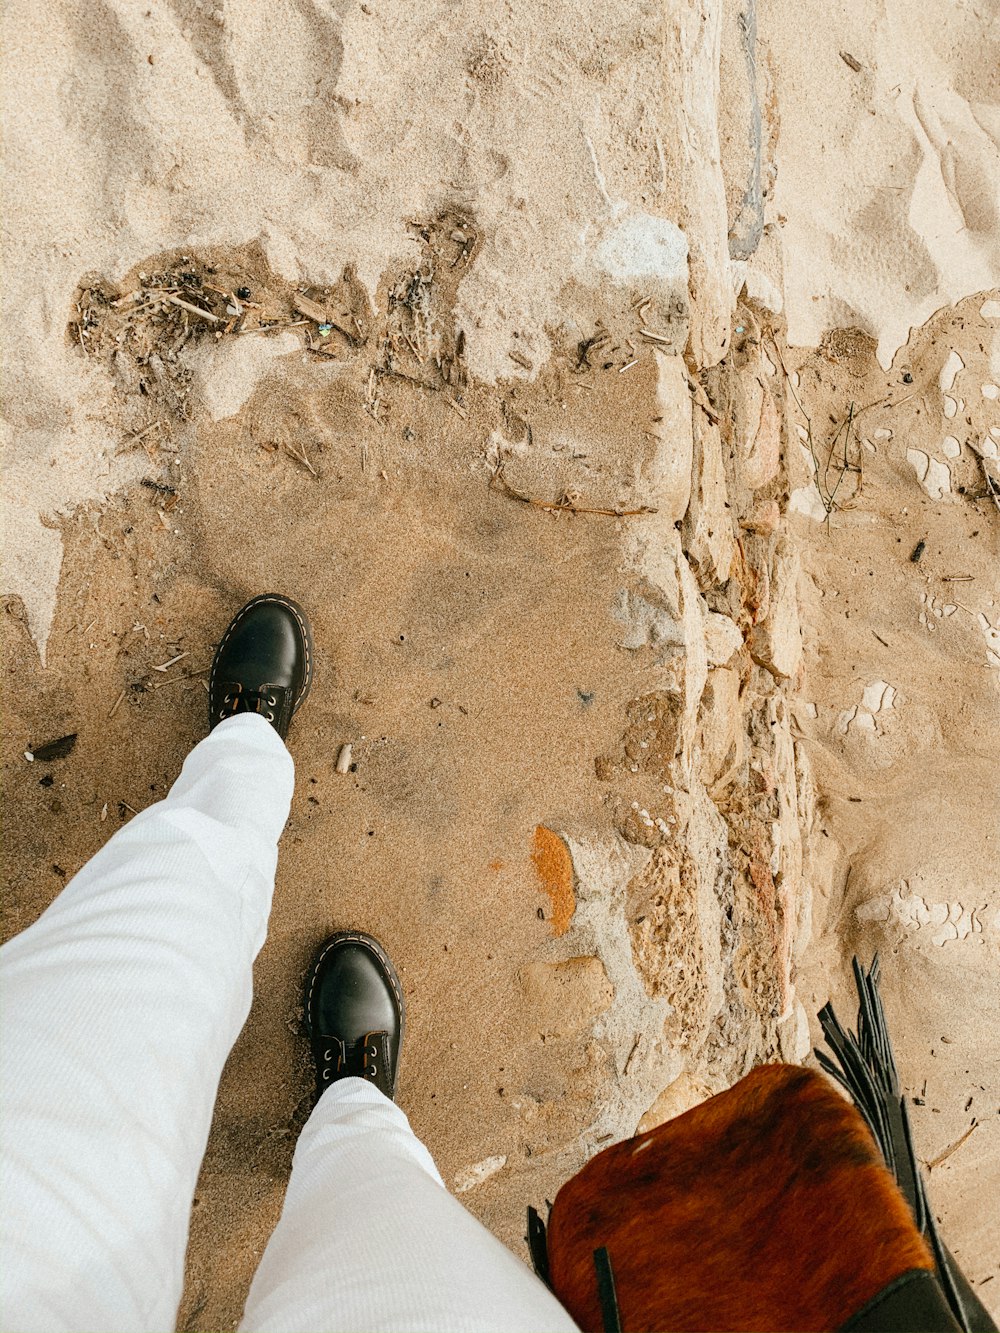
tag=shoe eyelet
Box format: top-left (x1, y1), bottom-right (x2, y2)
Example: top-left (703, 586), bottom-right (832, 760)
top-left (369, 1065), bottom-right (377, 1076)
top-left (267, 695), bottom-right (277, 707)
top-left (322, 1069), bottom-right (331, 1081)
top-left (265, 711), bottom-right (275, 721)
top-left (324, 1049), bottom-right (332, 1060)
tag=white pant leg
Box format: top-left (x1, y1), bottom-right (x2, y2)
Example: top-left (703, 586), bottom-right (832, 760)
top-left (0, 714), bottom-right (293, 1333)
top-left (240, 1079), bottom-right (578, 1333)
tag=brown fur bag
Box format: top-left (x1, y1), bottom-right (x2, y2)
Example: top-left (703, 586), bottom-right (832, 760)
top-left (544, 1063), bottom-right (935, 1332)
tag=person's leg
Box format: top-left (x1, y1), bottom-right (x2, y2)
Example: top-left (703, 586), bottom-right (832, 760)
top-left (240, 1079), bottom-right (579, 1333)
top-left (241, 932), bottom-right (577, 1333)
top-left (1, 593), bottom-right (311, 1333)
top-left (0, 714), bottom-right (293, 1333)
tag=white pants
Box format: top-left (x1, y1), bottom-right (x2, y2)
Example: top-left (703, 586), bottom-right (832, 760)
top-left (0, 714), bottom-right (576, 1333)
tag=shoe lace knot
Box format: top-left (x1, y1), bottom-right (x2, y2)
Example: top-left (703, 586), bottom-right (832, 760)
top-left (217, 682), bottom-right (281, 723)
top-left (316, 1032), bottom-right (391, 1093)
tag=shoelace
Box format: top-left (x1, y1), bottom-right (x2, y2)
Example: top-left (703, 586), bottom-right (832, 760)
top-left (217, 682), bottom-right (280, 723)
top-left (316, 1033), bottom-right (388, 1086)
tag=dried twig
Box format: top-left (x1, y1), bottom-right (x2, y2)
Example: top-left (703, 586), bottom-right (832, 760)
top-left (166, 295), bottom-right (222, 325)
top-left (238, 319), bottom-right (309, 336)
top-left (130, 421), bottom-right (163, 444)
top-left (489, 465), bottom-right (657, 518)
top-left (152, 651), bottom-right (189, 673)
top-left (623, 1034), bottom-right (642, 1076)
top-left (928, 1121), bottom-right (978, 1171)
top-left (768, 336), bottom-right (862, 519)
top-left (293, 294), bottom-right (359, 344)
top-left (284, 440), bottom-right (318, 478)
top-left (292, 293), bottom-right (328, 322)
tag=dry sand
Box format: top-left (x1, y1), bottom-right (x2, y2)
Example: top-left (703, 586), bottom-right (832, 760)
top-left (777, 297), bottom-right (1000, 1297)
top-left (2, 0), bottom-right (998, 1326)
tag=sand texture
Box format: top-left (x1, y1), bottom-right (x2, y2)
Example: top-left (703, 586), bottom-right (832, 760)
top-left (2, 0), bottom-right (998, 1326)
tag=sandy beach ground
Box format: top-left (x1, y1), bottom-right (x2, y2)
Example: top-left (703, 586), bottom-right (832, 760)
top-left (2, 0), bottom-right (998, 1325)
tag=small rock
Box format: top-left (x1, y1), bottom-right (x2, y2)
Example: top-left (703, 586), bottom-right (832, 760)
top-left (30, 734), bottom-right (78, 762)
top-left (454, 1155), bottom-right (507, 1194)
top-left (703, 611), bottom-right (743, 666)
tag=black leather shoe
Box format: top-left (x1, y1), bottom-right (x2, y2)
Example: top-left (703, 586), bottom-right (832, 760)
top-left (305, 932), bottom-right (405, 1101)
top-left (209, 594), bottom-right (313, 738)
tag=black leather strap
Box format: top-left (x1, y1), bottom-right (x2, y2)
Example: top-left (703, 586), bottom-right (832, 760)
top-left (526, 1205), bottom-right (551, 1288)
top-left (840, 1269), bottom-right (963, 1333)
top-left (594, 1246), bottom-right (622, 1333)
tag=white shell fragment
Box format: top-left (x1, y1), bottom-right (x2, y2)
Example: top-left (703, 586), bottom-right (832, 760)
top-left (454, 1155), bottom-right (507, 1193)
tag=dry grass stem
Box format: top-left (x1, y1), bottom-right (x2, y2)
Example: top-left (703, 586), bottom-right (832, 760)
top-left (166, 294), bottom-right (222, 324)
top-left (489, 464), bottom-right (657, 518)
top-left (284, 441), bottom-right (318, 478)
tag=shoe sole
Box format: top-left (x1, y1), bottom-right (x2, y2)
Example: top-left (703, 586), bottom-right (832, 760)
top-left (209, 592), bottom-right (315, 726)
top-left (304, 930), bottom-right (406, 1089)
